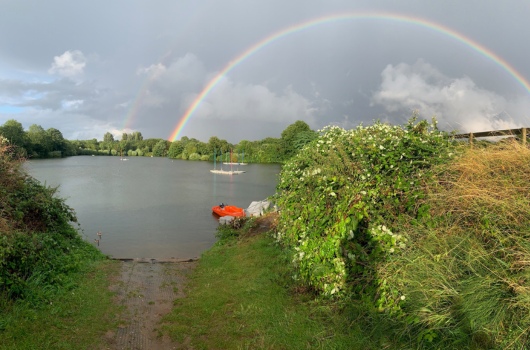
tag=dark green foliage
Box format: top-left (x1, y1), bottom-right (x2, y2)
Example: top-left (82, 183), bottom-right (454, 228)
top-left (0, 138), bottom-right (104, 302)
top-left (152, 139), bottom-right (169, 157)
top-left (280, 120), bottom-right (317, 159)
top-left (0, 120), bottom-right (27, 150)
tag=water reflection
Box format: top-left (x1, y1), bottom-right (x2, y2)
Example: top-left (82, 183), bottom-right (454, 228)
top-left (26, 157), bottom-right (280, 259)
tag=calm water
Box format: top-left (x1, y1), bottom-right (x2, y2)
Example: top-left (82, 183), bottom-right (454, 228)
top-left (25, 156), bottom-right (281, 259)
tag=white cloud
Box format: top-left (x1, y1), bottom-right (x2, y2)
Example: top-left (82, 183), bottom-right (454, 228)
top-left (136, 63), bottom-right (166, 78)
top-left (61, 99), bottom-right (84, 110)
top-left (193, 79), bottom-right (316, 124)
top-left (48, 50), bottom-right (86, 79)
top-left (371, 59), bottom-right (526, 133)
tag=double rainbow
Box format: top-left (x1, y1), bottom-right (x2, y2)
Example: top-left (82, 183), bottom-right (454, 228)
top-left (166, 12), bottom-right (530, 141)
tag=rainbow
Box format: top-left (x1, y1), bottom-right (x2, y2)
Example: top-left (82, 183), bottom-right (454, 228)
top-left (168, 12), bottom-right (530, 141)
top-left (122, 1), bottom-right (205, 131)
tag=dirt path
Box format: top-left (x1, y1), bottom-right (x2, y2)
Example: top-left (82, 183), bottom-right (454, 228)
top-left (103, 259), bottom-right (197, 350)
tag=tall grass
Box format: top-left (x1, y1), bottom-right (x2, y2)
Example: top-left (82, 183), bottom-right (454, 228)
top-left (379, 141), bottom-right (530, 348)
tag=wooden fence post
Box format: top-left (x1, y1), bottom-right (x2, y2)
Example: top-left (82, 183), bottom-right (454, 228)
top-left (469, 132), bottom-right (474, 145)
top-left (522, 127), bottom-right (527, 146)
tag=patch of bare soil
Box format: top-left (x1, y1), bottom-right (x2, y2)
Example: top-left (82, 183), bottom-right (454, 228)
top-left (102, 259), bottom-right (197, 350)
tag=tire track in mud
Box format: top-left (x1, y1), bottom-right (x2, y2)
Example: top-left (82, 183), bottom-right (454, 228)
top-left (103, 259), bottom-right (197, 350)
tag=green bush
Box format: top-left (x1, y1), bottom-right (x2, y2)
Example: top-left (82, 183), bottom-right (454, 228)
top-left (275, 117), bottom-right (455, 304)
top-left (188, 152), bottom-right (201, 160)
top-left (276, 119), bottom-right (530, 348)
top-left (0, 138), bottom-right (104, 302)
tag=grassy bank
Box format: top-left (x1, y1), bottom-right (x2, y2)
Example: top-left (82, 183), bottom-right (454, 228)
top-left (162, 216), bottom-right (370, 349)
top-left (0, 259), bottom-right (121, 350)
top-left (0, 137), bottom-right (122, 349)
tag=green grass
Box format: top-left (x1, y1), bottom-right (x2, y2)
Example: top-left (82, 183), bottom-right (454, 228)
top-left (0, 259), bottom-right (121, 350)
top-left (162, 230), bottom-right (370, 349)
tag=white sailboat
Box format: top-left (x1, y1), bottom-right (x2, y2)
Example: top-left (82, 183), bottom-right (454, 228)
top-left (210, 149), bottom-right (245, 175)
top-left (223, 150), bottom-right (247, 165)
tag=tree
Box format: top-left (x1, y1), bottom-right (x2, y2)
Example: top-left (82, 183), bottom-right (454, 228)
top-left (0, 119), bottom-right (27, 149)
top-left (27, 124), bottom-right (51, 157)
top-left (130, 131), bottom-right (143, 141)
top-left (119, 140), bottom-right (131, 155)
top-left (182, 141), bottom-right (198, 159)
top-left (235, 139), bottom-right (255, 162)
top-left (103, 132), bottom-right (114, 143)
top-left (47, 128), bottom-right (67, 154)
top-left (121, 133), bottom-right (128, 141)
top-left (168, 141), bottom-right (184, 159)
top-left (85, 138), bottom-right (99, 151)
top-left (280, 120), bottom-right (315, 159)
top-left (207, 136), bottom-right (229, 155)
top-left (152, 139), bottom-right (168, 157)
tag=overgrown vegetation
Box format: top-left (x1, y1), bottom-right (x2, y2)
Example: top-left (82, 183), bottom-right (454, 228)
top-left (380, 140), bottom-right (530, 348)
top-left (275, 117), bottom-right (530, 348)
top-left (0, 137), bottom-right (104, 301)
top-left (0, 136), bottom-right (119, 348)
top-left (276, 117), bottom-right (454, 299)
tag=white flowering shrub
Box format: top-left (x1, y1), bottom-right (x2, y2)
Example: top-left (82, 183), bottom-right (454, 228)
top-left (275, 117), bottom-right (455, 311)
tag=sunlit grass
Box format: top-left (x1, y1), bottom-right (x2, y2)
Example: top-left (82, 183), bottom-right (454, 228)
top-left (163, 225), bottom-right (369, 349)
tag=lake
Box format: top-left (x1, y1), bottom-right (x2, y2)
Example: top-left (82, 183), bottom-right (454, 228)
top-left (25, 156), bottom-right (281, 259)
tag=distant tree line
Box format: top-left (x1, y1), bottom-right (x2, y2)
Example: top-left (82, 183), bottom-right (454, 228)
top-left (0, 119), bottom-right (318, 163)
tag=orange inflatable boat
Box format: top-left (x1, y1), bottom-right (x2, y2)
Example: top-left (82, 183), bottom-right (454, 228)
top-left (212, 203), bottom-right (245, 217)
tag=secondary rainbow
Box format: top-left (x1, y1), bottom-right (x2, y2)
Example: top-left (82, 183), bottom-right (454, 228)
top-left (168, 11), bottom-right (530, 141)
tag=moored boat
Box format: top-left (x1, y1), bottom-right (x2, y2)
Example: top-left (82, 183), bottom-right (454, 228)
top-left (212, 203), bottom-right (245, 217)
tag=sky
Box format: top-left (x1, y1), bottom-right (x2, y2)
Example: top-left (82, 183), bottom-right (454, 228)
top-left (1, 0), bottom-right (529, 143)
